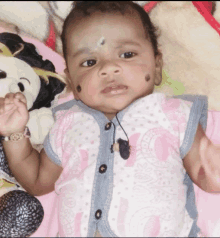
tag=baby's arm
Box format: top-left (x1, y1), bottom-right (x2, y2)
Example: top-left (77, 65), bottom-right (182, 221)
top-left (0, 93), bottom-right (63, 196)
top-left (183, 123), bottom-right (220, 193)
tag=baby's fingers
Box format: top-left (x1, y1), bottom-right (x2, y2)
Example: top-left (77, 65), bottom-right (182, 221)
top-left (0, 97), bottom-right (14, 114)
top-left (14, 92), bottom-right (27, 105)
top-left (4, 93), bottom-right (25, 113)
top-left (13, 93), bottom-right (27, 109)
top-left (5, 92), bottom-right (26, 104)
top-left (5, 93), bottom-right (16, 104)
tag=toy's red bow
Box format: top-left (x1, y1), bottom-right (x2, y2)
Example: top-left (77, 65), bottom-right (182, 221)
top-left (45, 20), bottom-right (56, 51)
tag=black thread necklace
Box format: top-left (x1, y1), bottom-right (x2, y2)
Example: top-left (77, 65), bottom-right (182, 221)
top-left (110, 113), bottom-right (130, 160)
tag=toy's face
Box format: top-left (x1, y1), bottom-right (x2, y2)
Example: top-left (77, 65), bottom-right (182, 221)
top-left (0, 56), bottom-right (41, 109)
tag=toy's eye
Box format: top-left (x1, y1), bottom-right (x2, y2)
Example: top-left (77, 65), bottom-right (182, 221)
top-left (0, 70), bottom-right (6, 79)
top-left (18, 82), bottom-right (25, 92)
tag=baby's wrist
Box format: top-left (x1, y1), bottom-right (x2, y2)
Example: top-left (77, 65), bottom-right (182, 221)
top-left (0, 127), bottom-right (31, 142)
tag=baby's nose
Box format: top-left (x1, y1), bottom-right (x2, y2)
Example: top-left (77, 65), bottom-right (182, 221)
top-left (100, 69), bottom-right (120, 76)
top-left (99, 62), bottom-right (122, 77)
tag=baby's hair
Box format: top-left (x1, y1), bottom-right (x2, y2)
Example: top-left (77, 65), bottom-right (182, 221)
top-left (61, 1), bottom-right (160, 60)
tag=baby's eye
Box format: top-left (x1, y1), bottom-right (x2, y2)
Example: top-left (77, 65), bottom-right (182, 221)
top-left (81, 59), bottom-right (96, 67)
top-left (120, 52), bottom-right (136, 59)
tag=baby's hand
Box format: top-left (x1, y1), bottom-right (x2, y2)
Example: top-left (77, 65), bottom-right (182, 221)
top-left (0, 92), bottom-right (29, 136)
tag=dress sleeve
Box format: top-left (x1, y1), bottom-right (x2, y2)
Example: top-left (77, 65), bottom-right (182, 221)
top-left (174, 95), bottom-right (208, 159)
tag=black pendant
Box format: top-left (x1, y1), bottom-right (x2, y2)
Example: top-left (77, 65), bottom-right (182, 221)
top-left (117, 138), bottom-right (130, 160)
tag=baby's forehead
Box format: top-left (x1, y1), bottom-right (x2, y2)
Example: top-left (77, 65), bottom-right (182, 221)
top-left (69, 10), bottom-right (145, 35)
top-left (67, 12), bottom-right (147, 51)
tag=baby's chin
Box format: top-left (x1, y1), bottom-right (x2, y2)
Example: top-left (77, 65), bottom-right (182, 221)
top-left (101, 104), bottom-right (132, 120)
top-left (86, 96), bottom-right (136, 118)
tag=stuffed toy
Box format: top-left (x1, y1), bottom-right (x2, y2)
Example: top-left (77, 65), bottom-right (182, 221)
top-left (0, 32), bottom-right (65, 237)
top-left (0, 1), bottom-right (74, 54)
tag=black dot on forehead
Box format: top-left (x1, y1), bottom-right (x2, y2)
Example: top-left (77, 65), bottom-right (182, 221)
top-left (101, 39), bottom-right (105, 45)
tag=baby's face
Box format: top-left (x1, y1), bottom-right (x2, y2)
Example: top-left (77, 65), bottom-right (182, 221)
top-left (65, 12), bottom-right (162, 120)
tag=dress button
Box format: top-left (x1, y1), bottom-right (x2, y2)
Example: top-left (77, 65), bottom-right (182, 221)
top-left (105, 122), bottom-right (112, 130)
top-left (95, 209), bottom-right (102, 219)
top-left (99, 164), bottom-right (107, 174)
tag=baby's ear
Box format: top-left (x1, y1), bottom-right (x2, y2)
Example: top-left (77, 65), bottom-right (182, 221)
top-left (64, 68), bottom-right (80, 100)
top-left (64, 68), bottom-right (72, 85)
top-left (64, 68), bottom-right (69, 78)
top-left (154, 52), bottom-right (163, 86)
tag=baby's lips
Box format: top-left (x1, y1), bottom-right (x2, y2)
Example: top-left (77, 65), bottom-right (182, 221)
top-left (101, 85), bottom-right (128, 93)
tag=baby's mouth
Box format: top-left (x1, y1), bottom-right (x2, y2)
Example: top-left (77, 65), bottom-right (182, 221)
top-left (101, 85), bottom-right (128, 94)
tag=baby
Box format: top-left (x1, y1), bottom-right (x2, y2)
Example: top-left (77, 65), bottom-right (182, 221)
top-left (0, 1), bottom-right (220, 237)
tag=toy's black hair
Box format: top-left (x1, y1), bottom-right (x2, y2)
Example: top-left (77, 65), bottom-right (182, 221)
top-left (0, 33), bottom-right (55, 71)
top-left (0, 32), bottom-right (65, 111)
top-left (31, 77), bottom-right (65, 110)
top-left (61, 1), bottom-right (160, 61)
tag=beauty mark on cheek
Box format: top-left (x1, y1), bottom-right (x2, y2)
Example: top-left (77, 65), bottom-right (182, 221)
top-left (76, 85), bottom-right (82, 92)
top-left (145, 75), bottom-right (151, 82)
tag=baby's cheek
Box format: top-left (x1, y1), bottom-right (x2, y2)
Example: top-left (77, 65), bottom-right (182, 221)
top-left (79, 72), bottom-right (97, 95)
top-left (125, 63), bottom-right (149, 79)
top-left (84, 82), bottom-right (98, 98)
